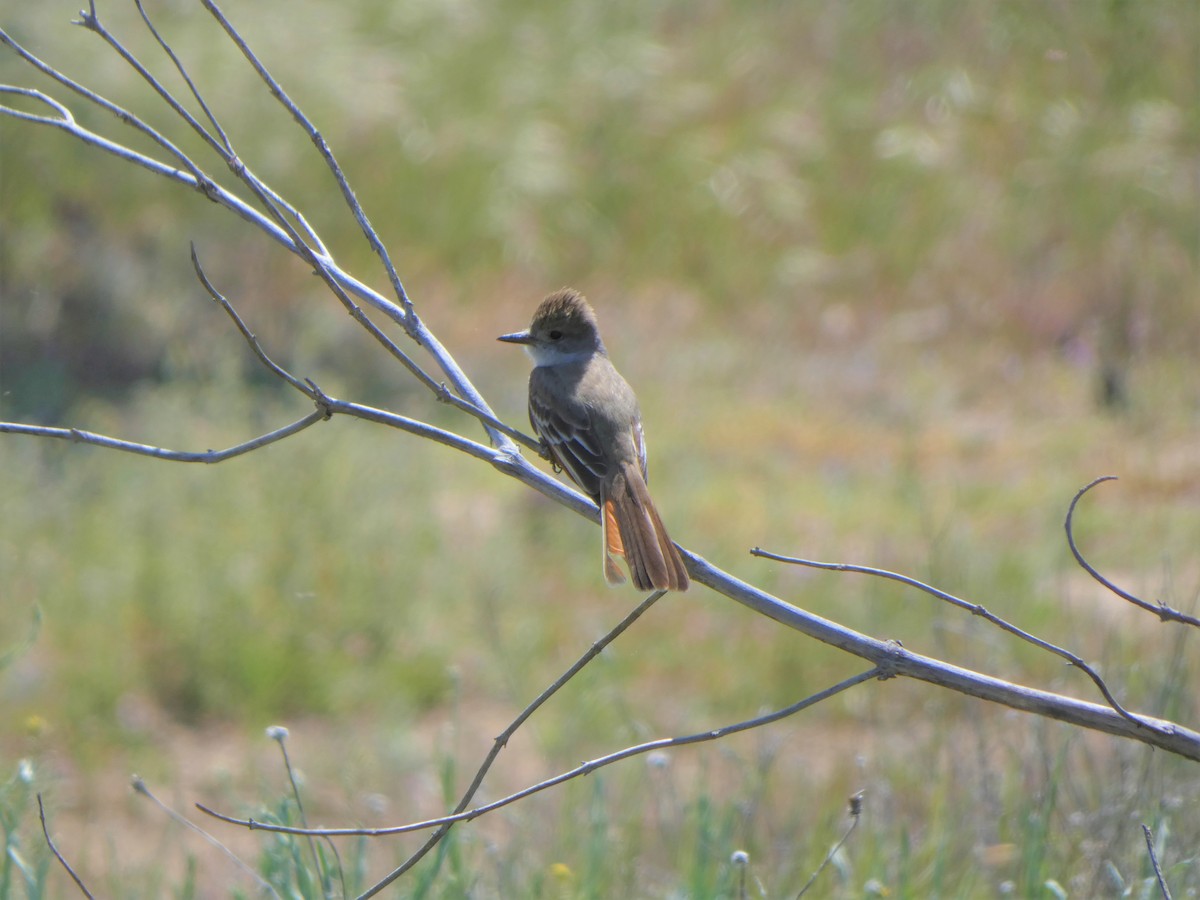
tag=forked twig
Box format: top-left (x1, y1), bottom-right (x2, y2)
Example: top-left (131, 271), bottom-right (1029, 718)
top-left (196, 667), bottom-right (881, 851)
top-left (2, 11), bottom-right (526, 455)
top-left (750, 547), bottom-right (1161, 734)
top-left (196, 591), bottom-right (661, 894)
top-left (198, 0), bottom-right (416, 329)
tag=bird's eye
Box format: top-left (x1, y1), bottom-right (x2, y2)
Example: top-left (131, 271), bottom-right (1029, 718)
top-left (548, 330), bottom-right (563, 340)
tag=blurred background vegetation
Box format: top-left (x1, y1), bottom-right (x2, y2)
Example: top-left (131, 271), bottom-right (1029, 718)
top-left (1, 0), bottom-right (1197, 896)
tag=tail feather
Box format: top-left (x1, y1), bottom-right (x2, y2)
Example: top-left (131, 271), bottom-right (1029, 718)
top-left (601, 498), bottom-right (627, 585)
top-left (602, 464), bottom-right (689, 592)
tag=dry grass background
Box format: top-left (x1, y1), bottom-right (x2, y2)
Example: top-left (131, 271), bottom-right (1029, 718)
top-left (1, 0), bottom-right (1198, 896)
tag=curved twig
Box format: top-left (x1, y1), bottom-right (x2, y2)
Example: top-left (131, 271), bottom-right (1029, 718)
top-left (1065, 476), bottom-right (1200, 628)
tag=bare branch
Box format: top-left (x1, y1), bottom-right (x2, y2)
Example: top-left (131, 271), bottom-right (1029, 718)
top-left (1066, 476), bottom-right (1200, 628)
top-left (2, 16), bottom-right (520, 457)
top-left (188, 0), bottom-right (515, 450)
top-left (195, 667), bottom-right (881, 846)
top-left (37, 794), bottom-right (95, 900)
top-left (79, 0), bottom-right (329, 256)
top-left (76, 2), bottom-right (220, 154)
top-left (133, 0), bottom-right (230, 150)
top-left (750, 548), bottom-right (1156, 731)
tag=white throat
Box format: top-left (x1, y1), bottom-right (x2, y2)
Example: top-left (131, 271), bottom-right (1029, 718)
top-left (525, 343), bottom-right (596, 367)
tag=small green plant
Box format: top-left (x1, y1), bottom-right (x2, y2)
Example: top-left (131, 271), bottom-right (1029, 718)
top-left (0, 761), bottom-right (50, 900)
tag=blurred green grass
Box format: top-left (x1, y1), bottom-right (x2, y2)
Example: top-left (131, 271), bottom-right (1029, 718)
top-left (2, 0), bottom-right (1199, 895)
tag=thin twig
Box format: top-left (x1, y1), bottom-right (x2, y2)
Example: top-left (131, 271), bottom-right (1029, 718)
top-left (37, 794), bottom-right (95, 900)
top-left (132, 776), bottom-right (281, 898)
top-left (196, 667), bottom-right (880, 848)
top-left (77, 2), bottom-right (220, 157)
top-left (795, 791), bottom-right (864, 898)
top-left (0, 414), bottom-right (326, 463)
top-left (190, 245), bottom-right (315, 397)
top-left (751, 547), bottom-right (1161, 734)
top-left (3, 14), bottom-right (215, 196)
top-left (133, 0), bottom-right (230, 149)
top-left (1142, 823), bottom-right (1174, 900)
top-left (1066, 476), bottom-right (1200, 628)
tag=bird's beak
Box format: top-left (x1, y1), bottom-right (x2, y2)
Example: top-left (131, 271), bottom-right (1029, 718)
top-left (497, 329), bottom-right (533, 345)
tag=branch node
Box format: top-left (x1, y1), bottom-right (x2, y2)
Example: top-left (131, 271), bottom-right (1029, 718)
top-left (195, 175), bottom-right (221, 202)
top-left (875, 641), bottom-right (904, 680)
top-left (306, 381), bottom-right (334, 419)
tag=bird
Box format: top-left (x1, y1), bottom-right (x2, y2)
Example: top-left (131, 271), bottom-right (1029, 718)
top-left (498, 288), bottom-right (689, 591)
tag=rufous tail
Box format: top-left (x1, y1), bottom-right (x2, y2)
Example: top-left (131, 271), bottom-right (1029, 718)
top-left (601, 463), bottom-right (689, 591)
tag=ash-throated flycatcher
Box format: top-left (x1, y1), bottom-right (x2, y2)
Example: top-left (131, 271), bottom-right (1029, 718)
top-left (499, 288), bottom-right (689, 592)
